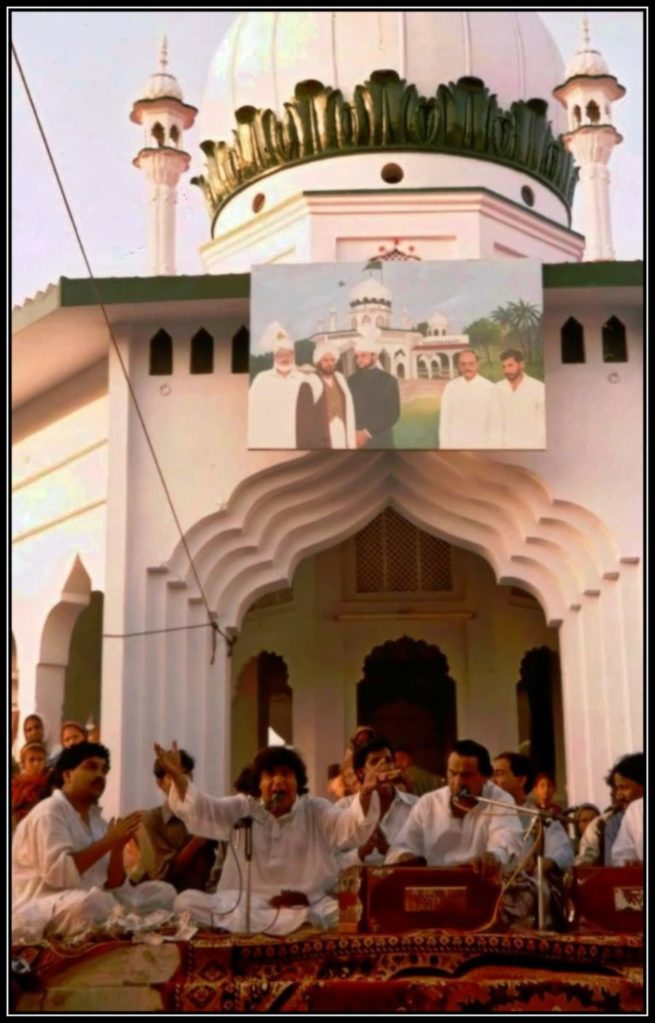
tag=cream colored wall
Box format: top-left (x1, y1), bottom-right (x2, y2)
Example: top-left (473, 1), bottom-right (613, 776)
top-left (231, 537), bottom-right (557, 795)
top-left (12, 394), bottom-right (109, 735)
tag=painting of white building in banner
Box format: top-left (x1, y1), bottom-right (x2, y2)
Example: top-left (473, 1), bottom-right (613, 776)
top-left (248, 259), bottom-right (544, 451)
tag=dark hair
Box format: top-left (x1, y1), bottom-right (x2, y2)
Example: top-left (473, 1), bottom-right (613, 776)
top-left (251, 745), bottom-right (309, 796)
top-left (349, 726), bottom-right (376, 751)
top-left (456, 348), bottom-right (479, 362)
top-left (327, 763), bottom-right (341, 781)
top-left (574, 803), bottom-right (600, 821)
top-left (19, 741), bottom-right (47, 761)
top-left (534, 771), bottom-right (556, 787)
top-left (354, 736), bottom-right (394, 774)
top-left (60, 720), bottom-right (88, 741)
top-left (154, 749), bottom-right (194, 779)
top-left (451, 739), bottom-right (493, 778)
top-left (606, 752), bottom-right (644, 788)
top-left (500, 348), bottom-right (524, 363)
top-left (233, 765), bottom-right (256, 795)
top-left (57, 741), bottom-right (110, 774)
top-left (494, 751), bottom-right (536, 794)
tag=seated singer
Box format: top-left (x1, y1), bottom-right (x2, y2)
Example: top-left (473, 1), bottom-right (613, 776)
top-left (386, 739), bottom-right (523, 878)
top-left (154, 742), bottom-right (382, 936)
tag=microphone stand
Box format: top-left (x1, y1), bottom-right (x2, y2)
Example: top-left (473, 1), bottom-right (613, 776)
top-left (235, 817), bottom-right (254, 934)
top-left (455, 791), bottom-right (577, 931)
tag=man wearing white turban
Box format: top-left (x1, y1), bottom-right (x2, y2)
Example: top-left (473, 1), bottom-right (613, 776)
top-left (248, 322), bottom-right (307, 448)
top-left (296, 340), bottom-right (356, 449)
top-left (347, 329), bottom-right (401, 449)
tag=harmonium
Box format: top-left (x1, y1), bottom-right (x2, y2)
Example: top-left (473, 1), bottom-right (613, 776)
top-left (338, 865), bottom-right (500, 933)
top-left (568, 866), bottom-right (644, 933)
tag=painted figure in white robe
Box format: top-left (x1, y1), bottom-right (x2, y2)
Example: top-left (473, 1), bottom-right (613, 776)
top-left (155, 742), bottom-right (382, 936)
top-left (248, 322), bottom-right (308, 449)
top-left (296, 340), bottom-right (356, 449)
top-left (495, 348), bottom-right (546, 449)
top-left (439, 350), bottom-right (502, 449)
top-left (12, 742), bottom-right (175, 943)
top-left (386, 739), bottom-right (523, 877)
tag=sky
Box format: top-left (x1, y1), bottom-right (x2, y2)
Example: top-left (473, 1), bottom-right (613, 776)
top-left (10, 9), bottom-right (645, 308)
top-left (251, 260), bottom-right (543, 347)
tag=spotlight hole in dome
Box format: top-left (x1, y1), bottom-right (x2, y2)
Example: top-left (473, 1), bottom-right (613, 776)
top-left (252, 193), bottom-right (266, 213)
top-left (381, 163), bottom-right (404, 185)
top-left (521, 185), bottom-right (535, 208)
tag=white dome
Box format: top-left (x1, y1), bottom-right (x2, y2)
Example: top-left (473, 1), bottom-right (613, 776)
top-left (565, 49), bottom-right (609, 79)
top-left (139, 71), bottom-right (183, 102)
top-left (350, 277), bottom-right (392, 305)
top-left (428, 311), bottom-right (449, 329)
top-left (200, 11), bottom-right (567, 141)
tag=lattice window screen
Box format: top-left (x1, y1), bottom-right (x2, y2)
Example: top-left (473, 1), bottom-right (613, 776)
top-left (355, 508), bottom-right (452, 593)
top-left (249, 587), bottom-right (294, 612)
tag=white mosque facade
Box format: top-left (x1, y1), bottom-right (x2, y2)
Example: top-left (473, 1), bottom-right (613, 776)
top-left (12, 12), bottom-right (641, 818)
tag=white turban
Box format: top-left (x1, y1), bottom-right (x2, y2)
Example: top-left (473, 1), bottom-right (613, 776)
top-left (259, 321), bottom-right (294, 353)
top-left (313, 340), bottom-right (340, 365)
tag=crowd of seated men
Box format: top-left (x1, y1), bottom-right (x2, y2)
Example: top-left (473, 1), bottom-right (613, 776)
top-left (11, 714), bottom-right (644, 944)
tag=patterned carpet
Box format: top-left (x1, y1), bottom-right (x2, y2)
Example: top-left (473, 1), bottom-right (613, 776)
top-left (12, 929), bottom-right (644, 1013)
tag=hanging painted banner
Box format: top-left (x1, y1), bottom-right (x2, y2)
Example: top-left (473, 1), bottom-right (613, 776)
top-left (248, 259), bottom-right (544, 451)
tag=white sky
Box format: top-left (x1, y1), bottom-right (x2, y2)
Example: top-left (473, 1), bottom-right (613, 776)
top-left (11, 8), bottom-right (645, 308)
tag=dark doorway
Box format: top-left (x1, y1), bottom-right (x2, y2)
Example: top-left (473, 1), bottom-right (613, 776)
top-left (516, 646), bottom-right (563, 778)
top-left (357, 636), bottom-right (457, 777)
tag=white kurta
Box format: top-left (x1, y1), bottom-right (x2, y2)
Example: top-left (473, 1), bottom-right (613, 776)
top-left (170, 784), bottom-right (379, 935)
top-left (611, 797), bottom-right (643, 865)
top-left (495, 374), bottom-right (546, 448)
top-left (12, 790), bottom-right (175, 942)
top-left (336, 788), bottom-right (418, 867)
top-left (439, 374), bottom-right (502, 449)
top-left (386, 782), bottom-right (523, 866)
top-left (247, 367), bottom-right (305, 448)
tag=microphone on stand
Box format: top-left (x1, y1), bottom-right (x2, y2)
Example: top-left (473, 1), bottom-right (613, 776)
top-left (234, 816), bottom-right (253, 860)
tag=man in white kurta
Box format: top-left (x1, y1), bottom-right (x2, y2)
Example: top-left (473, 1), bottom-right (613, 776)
top-left (495, 349), bottom-right (546, 448)
top-left (155, 742), bottom-right (380, 935)
top-left (12, 742), bottom-right (175, 943)
top-left (386, 741), bottom-right (523, 872)
top-left (248, 322), bottom-right (307, 449)
top-left (611, 796), bottom-right (643, 865)
top-left (336, 738), bottom-right (418, 868)
top-left (439, 350), bottom-right (502, 449)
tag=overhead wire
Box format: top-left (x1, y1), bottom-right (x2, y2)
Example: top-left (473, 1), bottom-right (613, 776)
top-left (12, 43), bottom-right (235, 662)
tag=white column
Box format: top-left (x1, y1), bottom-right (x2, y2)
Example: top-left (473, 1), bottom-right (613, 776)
top-left (567, 127), bottom-right (619, 262)
top-left (134, 149), bottom-right (189, 276)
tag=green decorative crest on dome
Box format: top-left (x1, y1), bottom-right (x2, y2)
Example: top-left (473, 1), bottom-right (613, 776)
top-left (192, 71), bottom-right (576, 225)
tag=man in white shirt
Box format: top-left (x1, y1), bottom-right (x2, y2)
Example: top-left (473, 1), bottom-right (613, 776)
top-left (248, 322), bottom-right (309, 449)
top-left (493, 751), bottom-right (573, 928)
top-left (495, 348), bottom-right (546, 449)
top-left (155, 742), bottom-right (383, 935)
top-left (12, 742), bottom-right (175, 943)
top-left (576, 753), bottom-right (644, 865)
top-left (492, 752), bottom-right (573, 872)
top-left (439, 350), bottom-right (502, 449)
top-left (336, 738), bottom-right (418, 868)
top-left (386, 739), bottom-right (523, 878)
top-left (611, 796), bottom-right (643, 865)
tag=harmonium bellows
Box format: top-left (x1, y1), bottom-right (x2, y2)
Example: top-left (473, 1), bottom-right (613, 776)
top-left (338, 865), bottom-right (500, 934)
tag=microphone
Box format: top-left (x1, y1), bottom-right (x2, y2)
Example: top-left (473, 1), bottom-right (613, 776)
top-left (234, 816), bottom-right (253, 860)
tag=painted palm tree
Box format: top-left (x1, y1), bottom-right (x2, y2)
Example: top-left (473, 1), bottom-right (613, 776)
top-left (490, 304), bottom-right (515, 342)
top-left (506, 300), bottom-right (542, 361)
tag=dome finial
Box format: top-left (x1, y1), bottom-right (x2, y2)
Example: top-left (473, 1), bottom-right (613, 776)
top-left (580, 14), bottom-right (591, 52)
top-left (159, 35), bottom-right (168, 73)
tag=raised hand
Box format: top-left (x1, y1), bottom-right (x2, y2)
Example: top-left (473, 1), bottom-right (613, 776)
top-left (152, 741), bottom-right (188, 799)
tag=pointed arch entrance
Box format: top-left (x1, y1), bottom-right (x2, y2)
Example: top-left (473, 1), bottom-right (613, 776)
top-left (141, 449), bottom-right (639, 808)
top-left (357, 637), bottom-right (456, 777)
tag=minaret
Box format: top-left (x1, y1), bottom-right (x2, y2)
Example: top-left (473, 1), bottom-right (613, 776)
top-left (553, 16), bottom-right (625, 261)
top-left (130, 38), bottom-right (198, 275)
